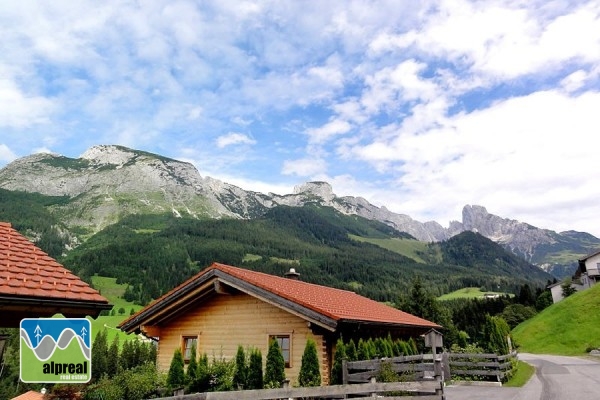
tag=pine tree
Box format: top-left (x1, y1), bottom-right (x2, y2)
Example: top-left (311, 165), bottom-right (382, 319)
top-left (167, 348), bottom-right (186, 389)
top-left (330, 338), bottom-right (346, 384)
top-left (186, 343), bottom-right (199, 391)
top-left (196, 353), bottom-right (211, 392)
top-left (233, 345), bottom-right (248, 389)
top-left (346, 339), bottom-right (358, 361)
top-left (120, 339), bottom-right (133, 371)
top-left (484, 315), bottom-right (511, 354)
top-left (247, 348), bottom-right (263, 390)
top-left (298, 339), bottom-right (321, 387)
top-left (264, 339), bottom-right (285, 388)
top-left (91, 328), bottom-right (109, 381)
top-left (107, 335), bottom-right (120, 377)
top-left (357, 338), bottom-right (370, 360)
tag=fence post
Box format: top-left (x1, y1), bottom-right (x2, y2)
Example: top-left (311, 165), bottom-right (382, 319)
top-left (370, 376), bottom-right (377, 397)
top-left (342, 359), bottom-right (348, 385)
top-left (442, 352), bottom-right (450, 381)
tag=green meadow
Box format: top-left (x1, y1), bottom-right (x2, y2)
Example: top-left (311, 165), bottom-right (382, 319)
top-left (512, 283), bottom-right (600, 355)
top-left (89, 276), bottom-right (144, 345)
top-left (437, 287), bottom-right (508, 300)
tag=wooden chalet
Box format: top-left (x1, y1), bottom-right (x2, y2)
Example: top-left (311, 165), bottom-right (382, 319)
top-left (119, 262), bottom-right (440, 385)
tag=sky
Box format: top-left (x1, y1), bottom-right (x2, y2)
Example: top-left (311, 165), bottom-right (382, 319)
top-left (1, 1), bottom-right (599, 237)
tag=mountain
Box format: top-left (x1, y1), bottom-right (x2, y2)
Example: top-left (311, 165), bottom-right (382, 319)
top-left (57, 206), bottom-right (553, 305)
top-left (0, 145), bottom-right (597, 277)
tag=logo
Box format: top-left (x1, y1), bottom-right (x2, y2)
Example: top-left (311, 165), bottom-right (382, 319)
top-left (20, 318), bottom-right (91, 383)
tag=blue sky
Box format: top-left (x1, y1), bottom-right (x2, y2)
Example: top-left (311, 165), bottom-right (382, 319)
top-left (1, 1), bottom-right (599, 236)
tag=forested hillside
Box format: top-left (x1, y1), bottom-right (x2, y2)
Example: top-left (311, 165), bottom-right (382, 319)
top-left (0, 189), bottom-right (554, 305)
top-left (57, 206), bottom-right (553, 305)
top-left (0, 188), bottom-right (71, 258)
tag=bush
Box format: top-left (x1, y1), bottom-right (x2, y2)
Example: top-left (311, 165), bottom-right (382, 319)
top-left (264, 339), bottom-right (286, 388)
top-left (233, 345), bottom-right (248, 389)
top-left (247, 348), bottom-right (264, 389)
top-left (167, 348), bottom-right (186, 389)
top-left (207, 354), bottom-right (235, 392)
top-left (298, 339), bottom-right (321, 387)
top-left (84, 363), bottom-right (164, 400)
top-left (330, 338), bottom-right (346, 385)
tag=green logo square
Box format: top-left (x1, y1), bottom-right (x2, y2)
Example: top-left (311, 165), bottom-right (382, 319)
top-left (20, 318), bottom-right (91, 383)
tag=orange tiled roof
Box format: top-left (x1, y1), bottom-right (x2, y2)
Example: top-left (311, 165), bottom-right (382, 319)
top-left (0, 222), bottom-right (108, 304)
top-left (211, 263), bottom-right (439, 327)
top-left (121, 262), bottom-right (439, 330)
top-left (11, 390), bottom-right (44, 400)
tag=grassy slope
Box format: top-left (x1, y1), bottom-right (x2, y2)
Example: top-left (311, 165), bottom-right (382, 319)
top-left (89, 276), bottom-right (143, 344)
top-left (512, 284), bottom-right (600, 355)
top-left (349, 235), bottom-right (430, 263)
top-left (437, 287), bottom-right (508, 300)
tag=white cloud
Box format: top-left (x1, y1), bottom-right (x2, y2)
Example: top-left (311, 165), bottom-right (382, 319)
top-left (0, 144), bottom-right (17, 164)
top-left (282, 158), bottom-right (327, 177)
top-left (305, 119), bottom-right (352, 144)
top-left (347, 88), bottom-right (600, 234)
top-left (215, 133), bottom-right (256, 149)
top-left (0, 79), bottom-right (55, 128)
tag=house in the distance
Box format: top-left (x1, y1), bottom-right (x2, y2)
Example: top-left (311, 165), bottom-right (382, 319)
top-left (119, 262), bottom-right (440, 385)
top-left (575, 249), bottom-right (600, 289)
top-left (549, 249), bottom-right (600, 303)
top-left (0, 222), bottom-right (111, 327)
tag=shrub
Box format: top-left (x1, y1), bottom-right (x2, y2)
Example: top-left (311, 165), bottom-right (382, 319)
top-left (298, 339), bottom-right (321, 387)
top-left (233, 345), bottom-right (248, 389)
top-left (330, 338), bottom-right (346, 384)
top-left (264, 339), bottom-right (286, 388)
top-left (167, 348), bottom-right (186, 389)
top-left (247, 348), bottom-right (264, 390)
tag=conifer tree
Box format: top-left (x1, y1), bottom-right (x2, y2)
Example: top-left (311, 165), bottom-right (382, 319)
top-left (120, 339), bottom-right (133, 371)
top-left (91, 328), bottom-right (109, 381)
top-left (233, 345), bottom-right (248, 389)
top-left (107, 335), bottom-right (120, 377)
top-left (357, 338), bottom-right (370, 360)
top-left (264, 339), bottom-right (285, 388)
top-left (298, 339), bottom-right (321, 387)
top-left (330, 338), bottom-right (346, 384)
top-left (186, 343), bottom-right (199, 391)
top-left (247, 348), bottom-right (263, 390)
top-left (196, 353), bottom-right (211, 392)
top-left (346, 339), bottom-right (358, 361)
top-left (484, 315), bottom-right (511, 354)
top-left (167, 348), bottom-right (186, 389)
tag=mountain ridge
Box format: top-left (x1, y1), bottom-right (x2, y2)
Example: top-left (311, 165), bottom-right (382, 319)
top-left (0, 144), bottom-right (597, 276)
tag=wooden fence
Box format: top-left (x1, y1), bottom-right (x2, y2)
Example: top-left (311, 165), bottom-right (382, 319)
top-left (152, 351), bottom-right (518, 400)
top-left (445, 351), bottom-right (518, 382)
top-left (154, 379), bottom-right (445, 399)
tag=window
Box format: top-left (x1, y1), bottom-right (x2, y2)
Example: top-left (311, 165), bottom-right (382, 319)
top-left (270, 334), bottom-right (291, 368)
top-left (182, 336), bottom-right (197, 362)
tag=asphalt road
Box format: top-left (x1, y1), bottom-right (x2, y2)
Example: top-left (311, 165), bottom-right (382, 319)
top-left (444, 353), bottom-right (600, 400)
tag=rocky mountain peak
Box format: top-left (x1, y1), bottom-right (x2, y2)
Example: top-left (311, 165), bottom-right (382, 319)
top-left (80, 145), bottom-right (138, 166)
top-left (293, 181), bottom-right (334, 201)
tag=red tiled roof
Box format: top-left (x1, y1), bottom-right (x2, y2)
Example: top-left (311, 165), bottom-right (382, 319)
top-left (0, 222), bottom-right (108, 304)
top-left (11, 390), bottom-right (44, 400)
top-left (211, 263), bottom-right (439, 327)
top-left (121, 262), bottom-right (439, 330)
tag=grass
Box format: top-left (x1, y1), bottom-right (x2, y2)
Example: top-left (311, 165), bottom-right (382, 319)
top-left (504, 361), bottom-right (535, 387)
top-left (437, 287), bottom-right (508, 300)
top-left (349, 235), bottom-right (431, 263)
top-left (512, 283), bottom-right (600, 355)
top-left (89, 276), bottom-right (144, 345)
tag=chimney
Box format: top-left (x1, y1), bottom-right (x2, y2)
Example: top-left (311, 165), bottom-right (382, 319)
top-left (284, 268), bottom-right (300, 280)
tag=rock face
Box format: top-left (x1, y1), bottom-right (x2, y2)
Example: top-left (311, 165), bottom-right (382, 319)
top-left (1, 145), bottom-right (598, 273)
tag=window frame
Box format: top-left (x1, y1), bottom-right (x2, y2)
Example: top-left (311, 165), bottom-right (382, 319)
top-left (181, 335), bottom-right (198, 363)
top-left (269, 333), bottom-right (292, 368)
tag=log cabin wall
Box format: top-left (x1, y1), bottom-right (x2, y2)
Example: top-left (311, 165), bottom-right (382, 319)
top-left (156, 291), bottom-right (330, 385)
